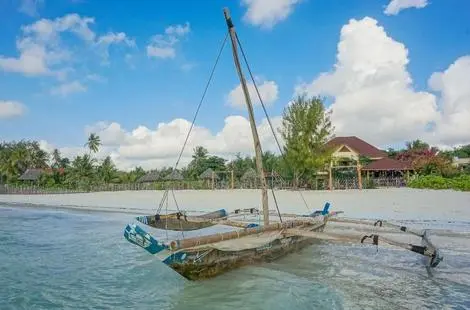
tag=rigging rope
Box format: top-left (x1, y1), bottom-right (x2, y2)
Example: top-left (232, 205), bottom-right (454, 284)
top-left (156, 32), bottom-right (228, 214)
top-left (235, 33), bottom-right (311, 214)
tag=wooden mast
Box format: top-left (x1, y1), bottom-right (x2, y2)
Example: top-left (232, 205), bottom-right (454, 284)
top-left (224, 8), bottom-right (270, 226)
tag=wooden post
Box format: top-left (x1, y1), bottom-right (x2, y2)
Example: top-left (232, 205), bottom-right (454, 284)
top-left (357, 163), bottom-right (363, 190)
top-left (231, 170), bottom-right (234, 189)
top-left (211, 171), bottom-right (215, 190)
top-left (328, 162), bottom-right (333, 191)
top-left (224, 8), bottom-right (270, 225)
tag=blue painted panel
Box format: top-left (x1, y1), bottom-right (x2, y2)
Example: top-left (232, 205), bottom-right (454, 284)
top-left (123, 224), bottom-right (167, 255)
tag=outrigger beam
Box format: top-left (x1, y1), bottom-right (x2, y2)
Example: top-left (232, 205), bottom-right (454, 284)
top-left (292, 217), bottom-right (443, 268)
top-left (360, 233), bottom-right (442, 268)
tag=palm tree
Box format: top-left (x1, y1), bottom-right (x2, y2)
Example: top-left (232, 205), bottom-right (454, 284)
top-left (98, 156), bottom-right (117, 184)
top-left (29, 141), bottom-right (49, 168)
top-left (192, 146), bottom-right (208, 161)
top-left (85, 133), bottom-right (101, 154)
top-left (52, 149), bottom-right (61, 168)
top-left (66, 154), bottom-right (96, 189)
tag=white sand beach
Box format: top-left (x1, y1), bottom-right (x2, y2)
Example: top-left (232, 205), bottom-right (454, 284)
top-left (1, 188), bottom-right (469, 222)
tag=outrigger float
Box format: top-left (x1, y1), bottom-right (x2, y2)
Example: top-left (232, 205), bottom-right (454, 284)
top-left (123, 8), bottom-right (442, 280)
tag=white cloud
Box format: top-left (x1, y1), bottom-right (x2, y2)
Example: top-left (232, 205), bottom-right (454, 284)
top-left (295, 17), bottom-right (439, 147)
top-left (50, 80), bottom-right (87, 97)
top-left (165, 22), bottom-right (190, 36)
top-left (241, 0), bottom-right (301, 28)
top-left (427, 56), bottom-right (470, 146)
top-left (0, 100), bottom-right (27, 119)
top-left (147, 22), bottom-right (190, 59)
top-left (48, 115), bottom-right (282, 170)
top-left (227, 80), bottom-right (279, 109)
top-left (22, 13), bottom-right (96, 42)
top-left (0, 43), bottom-right (49, 75)
top-left (95, 32), bottom-right (136, 63)
top-left (147, 45), bottom-right (175, 59)
top-left (1, 14), bottom-right (133, 78)
top-left (384, 0), bottom-right (428, 15)
top-left (18, 0), bottom-right (44, 17)
top-left (0, 14), bottom-right (94, 76)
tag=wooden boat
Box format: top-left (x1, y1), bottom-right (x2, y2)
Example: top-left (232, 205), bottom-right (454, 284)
top-left (135, 209), bottom-right (228, 231)
top-left (124, 7), bottom-right (442, 280)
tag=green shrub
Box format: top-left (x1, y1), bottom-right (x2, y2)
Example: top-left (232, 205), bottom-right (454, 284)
top-left (362, 178), bottom-right (376, 189)
top-left (408, 174), bottom-right (470, 191)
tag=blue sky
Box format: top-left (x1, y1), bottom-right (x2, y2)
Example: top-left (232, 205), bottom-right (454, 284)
top-left (1, 0), bottom-right (469, 169)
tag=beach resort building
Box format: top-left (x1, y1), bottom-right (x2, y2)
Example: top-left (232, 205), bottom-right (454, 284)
top-left (325, 136), bottom-right (413, 189)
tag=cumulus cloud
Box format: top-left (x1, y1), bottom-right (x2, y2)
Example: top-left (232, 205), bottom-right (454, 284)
top-left (384, 0), bottom-right (428, 15)
top-left (427, 56), bottom-right (470, 146)
top-left (147, 22), bottom-right (190, 59)
top-left (295, 17), bottom-right (440, 148)
top-left (0, 14), bottom-right (134, 77)
top-left (227, 80), bottom-right (279, 109)
top-left (0, 100), bottom-right (27, 119)
top-left (49, 115), bottom-right (282, 170)
top-left (241, 0), bottom-right (301, 28)
top-left (50, 80), bottom-right (87, 97)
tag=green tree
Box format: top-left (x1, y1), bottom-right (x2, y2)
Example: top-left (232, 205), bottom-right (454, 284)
top-left (52, 149), bottom-right (62, 168)
top-left (262, 151), bottom-right (281, 174)
top-left (192, 146), bottom-right (208, 160)
top-left (65, 154), bottom-right (96, 189)
top-left (98, 156), bottom-right (118, 184)
top-left (226, 153), bottom-right (255, 180)
top-left (0, 141), bottom-right (49, 182)
top-left (187, 146), bottom-right (226, 180)
top-left (280, 95), bottom-right (334, 185)
top-left (386, 147), bottom-right (400, 158)
top-left (405, 139), bottom-right (430, 151)
top-left (85, 133), bottom-right (101, 154)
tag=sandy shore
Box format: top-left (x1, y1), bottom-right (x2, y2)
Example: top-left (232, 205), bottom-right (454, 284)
top-left (1, 188), bottom-right (469, 222)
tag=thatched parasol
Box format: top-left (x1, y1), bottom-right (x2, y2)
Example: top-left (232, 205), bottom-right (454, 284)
top-left (137, 170), bottom-right (161, 183)
top-left (164, 170), bottom-right (184, 181)
top-left (18, 169), bottom-right (44, 181)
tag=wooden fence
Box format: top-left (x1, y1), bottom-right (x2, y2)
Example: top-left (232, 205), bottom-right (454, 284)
top-left (0, 176), bottom-right (408, 195)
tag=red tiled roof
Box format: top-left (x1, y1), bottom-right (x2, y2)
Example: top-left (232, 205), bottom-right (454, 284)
top-left (327, 136), bottom-right (386, 158)
top-left (362, 158), bottom-right (412, 171)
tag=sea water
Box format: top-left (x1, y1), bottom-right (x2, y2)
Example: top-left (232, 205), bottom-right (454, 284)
top-left (1, 205), bottom-right (469, 310)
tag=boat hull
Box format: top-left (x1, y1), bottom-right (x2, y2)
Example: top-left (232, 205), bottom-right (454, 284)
top-left (124, 220), bottom-right (327, 280)
top-left (168, 234), bottom-right (321, 280)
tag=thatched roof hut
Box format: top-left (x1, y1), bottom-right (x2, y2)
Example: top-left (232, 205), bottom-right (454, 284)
top-left (164, 170), bottom-right (183, 181)
top-left (199, 168), bottom-right (219, 180)
top-left (137, 170), bottom-right (161, 183)
top-left (18, 169), bottom-right (44, 181)
top-left (241, 168), bottom-right (258, 181)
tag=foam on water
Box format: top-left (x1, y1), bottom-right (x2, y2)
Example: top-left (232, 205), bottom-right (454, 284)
top-left (1, 203), bottom-right (470, 310)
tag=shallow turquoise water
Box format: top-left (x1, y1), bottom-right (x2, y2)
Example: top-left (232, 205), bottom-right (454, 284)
top-left (1, 206), bottom-right (469, 309)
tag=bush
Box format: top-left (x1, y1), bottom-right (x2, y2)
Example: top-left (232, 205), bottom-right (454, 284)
top-left (362, 178), bottom-right (376, 189)
top-left (408, 174), bottom-right (470, 191)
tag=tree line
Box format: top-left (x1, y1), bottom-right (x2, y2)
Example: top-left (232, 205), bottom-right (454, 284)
top-left (1, 95), bottom-right (469, 190)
